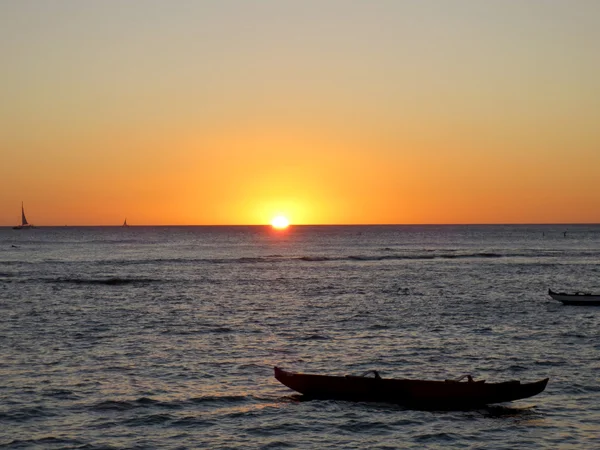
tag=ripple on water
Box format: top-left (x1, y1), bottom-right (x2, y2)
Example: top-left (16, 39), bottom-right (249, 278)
top-left (3, 436), bottom-right (87, 449)
top-left (0, 406), bottom-right (55, 423)
top-left (337, 419), bottom-right (393, 434)
top-left (122, 412), bottom-right (175, 427)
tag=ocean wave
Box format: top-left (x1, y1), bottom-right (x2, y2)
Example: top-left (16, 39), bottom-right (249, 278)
top-left (93, 399), bottom-right (146, 411)
top-left (0, 406), bottom-right (54, 422)
top-left (42, 388), bottom-right (80, 400)
top-left (170, 416), bottom-right (217, 428)
top-left (300, 334), bottom-right (331, 340)
top-left (211, 326), bottom-right (234, 333)
top-left (189, 394), bottom-right (250, 405)
top-left (259, 440), bottom-right (296, 449)
top-left (3, 437), bottom-right (86, 448)
top-left (1, 249), bottom-right (594, 270)
top-left (369, 324), bottom-right (391, 330)
top-left (297, 253), bottom-right (504, 263)
top-left (160, 326), bottom-right (234, 335)
top-left (92, 397), bottom-right (184, 412)
top-left (444, 252), bottom-right (503, 259)
top-left (337, 420), bottom-right (394, 433)
top-left (415, 432), bottom-right (460, 442)
top-left (44, 277), bottom-right (161, 285)
top-left (122, 413), bottom-right (175, 426)
top-left (299, 256), bottom-right (332, 262)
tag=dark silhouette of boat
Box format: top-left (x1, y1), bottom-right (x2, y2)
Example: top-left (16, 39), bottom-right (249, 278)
top-left (13, 202), bottom-right (34, 230)
top-left (274, 367), bottom-right (548, 409)
top-left (548, 289), bottom-right (600, 306)
top-left (122, 218), bottom-right (129, 227)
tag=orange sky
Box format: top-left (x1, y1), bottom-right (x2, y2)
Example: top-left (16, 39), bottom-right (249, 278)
top-left (1, 1), bottom-right (599, 225)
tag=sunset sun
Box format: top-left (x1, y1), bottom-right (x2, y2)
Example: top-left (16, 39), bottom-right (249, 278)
top-left (271, 216), bottom-right (290, 230)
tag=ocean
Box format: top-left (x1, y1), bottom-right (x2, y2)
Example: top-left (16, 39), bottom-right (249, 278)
top-left (1, 224), bottom-right (599, 449)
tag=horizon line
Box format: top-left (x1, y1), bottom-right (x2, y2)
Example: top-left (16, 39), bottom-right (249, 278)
top-left (3, 222), bottom-right (599, 227)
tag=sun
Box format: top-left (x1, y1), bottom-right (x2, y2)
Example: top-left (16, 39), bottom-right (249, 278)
top-left (271, 215), bottom-right (290, 230)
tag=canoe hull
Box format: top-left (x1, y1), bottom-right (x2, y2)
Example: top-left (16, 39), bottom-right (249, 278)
top-left (274, 367), bottom-right (548, 409)
top-left (548, 289), bottom-right (600, 306)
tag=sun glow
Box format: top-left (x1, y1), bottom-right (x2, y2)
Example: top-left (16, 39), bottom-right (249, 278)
top-left (271, 216), bottom-right (290, 229)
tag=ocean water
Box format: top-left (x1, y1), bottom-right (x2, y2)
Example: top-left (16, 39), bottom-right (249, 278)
top-left (1, 224), bottom-right (599, 449)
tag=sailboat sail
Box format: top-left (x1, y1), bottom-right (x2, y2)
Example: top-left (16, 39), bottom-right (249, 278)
top-left (13, 202), bottom-right (33, 229)
top-left (21, 203), bottom-right (29, 226)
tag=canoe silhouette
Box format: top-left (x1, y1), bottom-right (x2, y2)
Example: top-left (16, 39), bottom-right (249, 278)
top-left (548, 289), bottom-right (600, 306)
top-left (274, 367), bottom-right (548, 409)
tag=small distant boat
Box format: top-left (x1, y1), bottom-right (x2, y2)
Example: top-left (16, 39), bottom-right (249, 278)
top-left (122, 218), bottom-right (129, 227)
top-left (548, 289), bottom-right (600, 306)
top-left (274, 367), bottom-right (548, 409)
top-left (12, 202), bottom-right (34, 230)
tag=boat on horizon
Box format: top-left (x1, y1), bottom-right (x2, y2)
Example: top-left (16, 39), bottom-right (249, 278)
top-left (274, 367), bottom-right (548, 410)
top-left (548, 289), bottom-right (600, 306)
top-left (13, 202), bottom-right (34, 230)
top-left (122, 218), bottom-right (129, 227)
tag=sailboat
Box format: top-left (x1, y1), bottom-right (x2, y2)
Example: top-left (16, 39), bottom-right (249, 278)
top-left (122, 218), bottom-right (129, 227)
top-left (13, 202), bottom-right (34, 230)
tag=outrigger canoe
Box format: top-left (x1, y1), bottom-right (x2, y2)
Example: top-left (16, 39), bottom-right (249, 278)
top-left (548, 289), bottom-right (600, 306)
top-left (274, 367), bottom-right (548, 409)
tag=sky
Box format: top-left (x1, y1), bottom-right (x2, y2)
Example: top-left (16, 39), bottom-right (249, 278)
top-left (1, 0), bottom-right (599, 225)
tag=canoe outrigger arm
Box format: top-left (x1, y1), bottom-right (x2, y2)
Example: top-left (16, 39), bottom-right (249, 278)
top-left (353, 370), bottom-right (474, 382)
top-left (355, 370), bottom-right (382, 379)
top-left (449, 374), bottom-right (475, 383)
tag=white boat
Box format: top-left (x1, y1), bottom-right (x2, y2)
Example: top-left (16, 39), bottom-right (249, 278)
top-left (13, 202), bottom-right (34, 230)
top-left (548, 289), bottom-right (600, 306)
